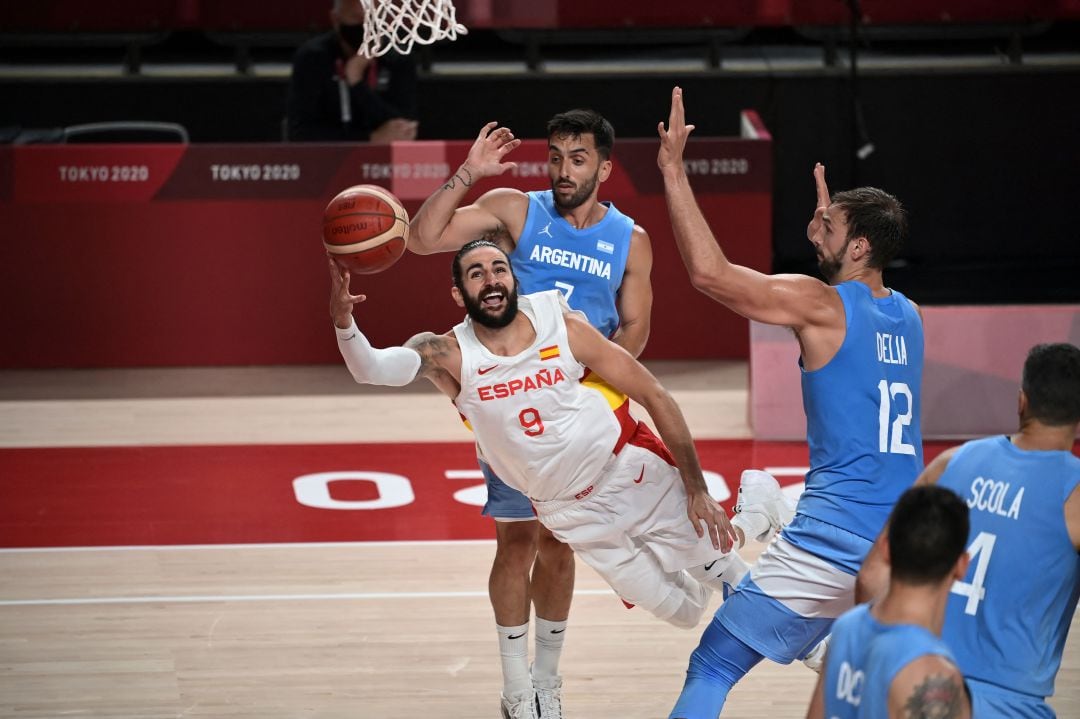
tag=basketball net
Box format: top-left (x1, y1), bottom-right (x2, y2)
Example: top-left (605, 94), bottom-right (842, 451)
top-left (358, 0), bottom-right (467, 57)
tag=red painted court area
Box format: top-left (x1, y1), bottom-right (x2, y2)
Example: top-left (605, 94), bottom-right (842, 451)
top-left (0, 440), bottom-right (964, 548)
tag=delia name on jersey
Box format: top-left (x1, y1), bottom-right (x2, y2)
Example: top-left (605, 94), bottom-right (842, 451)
top-left (528, 244), bottom-right (612, 279)
top-left (876, 331), bottom-right (908, 365)
top-left (477, 367), bottom-right (569, 401)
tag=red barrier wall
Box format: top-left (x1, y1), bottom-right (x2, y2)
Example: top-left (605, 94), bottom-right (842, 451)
top-left (0, 134), bottom-right (771, 368)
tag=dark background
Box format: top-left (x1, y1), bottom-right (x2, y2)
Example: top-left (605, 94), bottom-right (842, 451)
top-left (3, 6), bottom-right (1079, 307)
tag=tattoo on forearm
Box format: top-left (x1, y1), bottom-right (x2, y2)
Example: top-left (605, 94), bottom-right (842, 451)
top-left (903, 674), bottom-right (965, 719)
top-left (442, 166), bottom-right (473, 191)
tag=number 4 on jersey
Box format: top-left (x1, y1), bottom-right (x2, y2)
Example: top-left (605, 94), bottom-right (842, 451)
top-left (951, 530), bottom-right (996, 615)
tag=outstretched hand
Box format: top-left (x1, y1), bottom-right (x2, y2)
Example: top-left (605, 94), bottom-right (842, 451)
top-left (462, 121), bottom-right (521, 182)
top-left (328, 255), bottom-right (366, 328)
top-left (657, 86), bottom-right (695, 174)
top-left (806, 163), bottom-right (831, 244)
top-left (687, 489), bottom-right (735, 553)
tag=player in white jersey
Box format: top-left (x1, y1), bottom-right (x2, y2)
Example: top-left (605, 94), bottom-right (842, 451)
top-left (328, 241), bottom-right (751, 716)
top-left (408, 110), bottom-right (656, 719)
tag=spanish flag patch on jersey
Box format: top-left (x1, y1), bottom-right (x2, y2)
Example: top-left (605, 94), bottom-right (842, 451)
top-left (539, 345), bottom-right (560, 361)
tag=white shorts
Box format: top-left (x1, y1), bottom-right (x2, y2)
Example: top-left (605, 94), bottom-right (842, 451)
top-left (533, 427), bottom-right (722, 612)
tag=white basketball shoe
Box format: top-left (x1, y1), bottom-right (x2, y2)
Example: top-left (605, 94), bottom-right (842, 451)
top-left (732, 469), bottom-right (797, 544)
top-left (533, 675), bottom-right (564, 719)
top-left (499, 689), bottom-right (539, 719)
top-left (802, 635), bottom-right (830, 673)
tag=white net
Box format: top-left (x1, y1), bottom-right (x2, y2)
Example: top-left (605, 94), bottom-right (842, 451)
top-left (358, 0), bottom-right (468, 57)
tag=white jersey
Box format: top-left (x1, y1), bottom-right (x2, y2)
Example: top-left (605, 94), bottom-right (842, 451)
top-left (453, 290), bottom-right (634, 502)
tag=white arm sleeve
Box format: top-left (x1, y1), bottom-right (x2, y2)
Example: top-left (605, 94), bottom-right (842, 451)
top-left (335, 318), bottom-right (422, 387)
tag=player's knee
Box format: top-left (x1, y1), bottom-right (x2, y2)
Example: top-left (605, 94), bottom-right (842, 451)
top-left (536, 529), bottom-right (573, 565)
top-left (685, 618), bottom-right (759, 687)
top-left (639, 579), bottom-right (710, 629)
top-left (666, 605), bottom-right (706, 630)
top-left (494, 522), bottom-right (539, 569)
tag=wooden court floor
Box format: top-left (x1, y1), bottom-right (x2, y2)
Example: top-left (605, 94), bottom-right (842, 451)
top-left (1, 364), bottom-right (1078, 718)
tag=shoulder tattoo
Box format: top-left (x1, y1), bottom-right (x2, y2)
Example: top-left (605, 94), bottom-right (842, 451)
top-left (405, 332), bottom-right (455, 376)
top-left (903, 673), bottom-right (966, 719)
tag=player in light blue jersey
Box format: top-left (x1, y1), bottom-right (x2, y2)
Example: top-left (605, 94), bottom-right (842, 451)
top-left (658, 86), bottom-right (925, 718)
top-left (807, 485), bottom-right (971, 719)
top-left (860, 342), bottom-right (1080, 718)
top-left (407, 110), bottom-right (667, 719)
top-left (512, 188), bottom-right (633, 340)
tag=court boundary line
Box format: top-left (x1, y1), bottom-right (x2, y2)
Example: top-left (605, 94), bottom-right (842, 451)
top-left (0, 588), bottom-right (613, 607)
top-left (0, 539), bottom-right (497, 554)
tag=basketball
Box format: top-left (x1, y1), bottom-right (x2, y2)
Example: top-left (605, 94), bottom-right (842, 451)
top-left (322, 184), bottom-right (409, 274)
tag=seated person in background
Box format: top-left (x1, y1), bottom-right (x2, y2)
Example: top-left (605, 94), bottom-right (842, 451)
top-left (286, 0), bottom-right (418, 143)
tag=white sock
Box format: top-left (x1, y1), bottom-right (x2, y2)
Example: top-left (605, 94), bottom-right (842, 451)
top-left (496, 623), bottom-right (532, 697)
top-left (803, 634), bottom-right (830, 673)
top-left (688, 552), bottom-right (750, 593)
top-left (732, 511), bottom-right (772, 546)
top-left (532, 617), bottom-right (567, 680)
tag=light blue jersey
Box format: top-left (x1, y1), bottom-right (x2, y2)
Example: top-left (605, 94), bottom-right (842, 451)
top-left (796, 281), bottom-right (924, 543)
top-left (937, 435), bottom-right (1080, 712)
top-left (510, 189), bottom-right (633, 338)
top-left (823, 604), bottom-right (955, 719)
top-left (668, 281), bottom-right (928, 719)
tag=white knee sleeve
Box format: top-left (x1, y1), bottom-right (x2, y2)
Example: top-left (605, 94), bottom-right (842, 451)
top-left (652, 574), bottom-right (711, 629)
top-left (335, 319), bottom-right (422, 386)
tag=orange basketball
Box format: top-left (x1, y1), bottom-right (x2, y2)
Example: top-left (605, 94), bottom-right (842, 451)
top-left (322, 184), bottom-right (409, 274)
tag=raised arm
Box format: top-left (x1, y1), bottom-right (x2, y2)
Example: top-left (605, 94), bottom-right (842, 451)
top-left (657, 86), bottom-right (838, 332)
top-left (565, 312), bottom-right (733, 552)
top-left (328, 257), bottom-right (461, 396)
top-left (409, 121), bottom-right (530, 255)
top-left (610, 225), bottom-right (654, 357)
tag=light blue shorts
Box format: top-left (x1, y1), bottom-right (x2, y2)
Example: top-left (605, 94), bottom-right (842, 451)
top-left (716, 514), bottom-right (871, 664)
top-left (479, 458), bottom-right (536, 520)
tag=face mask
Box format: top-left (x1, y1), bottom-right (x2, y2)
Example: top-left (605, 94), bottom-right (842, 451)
top-left (338, 23), bottom-right (366, 51)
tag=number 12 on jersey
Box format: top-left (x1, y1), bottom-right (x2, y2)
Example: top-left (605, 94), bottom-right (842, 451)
top-left (877, 380), bottom-right (915, 455)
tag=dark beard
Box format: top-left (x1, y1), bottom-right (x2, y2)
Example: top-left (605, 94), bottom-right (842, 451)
top-left (552, 172), bottom-right (598, 212)
top-left (463, 285), bottom-right (519, 329)
top-left (817, 254), bottom-right (842, 284)
top-left (816, 238), bottom-right (851, 284)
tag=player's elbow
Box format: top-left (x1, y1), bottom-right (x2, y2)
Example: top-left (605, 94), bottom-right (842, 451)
top-left (616, 322), bottom-right (650, 359)
top-left (638, 384), bottom-right (678, 418)
top-left (854, 562), bottom-right (887, 604)
top-left (688, 270), bottom-right (714, 294)
top-left (406, 229), bottom-right (441, 255)
top-left (688, 269), bottom-right (735, 306)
